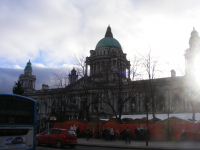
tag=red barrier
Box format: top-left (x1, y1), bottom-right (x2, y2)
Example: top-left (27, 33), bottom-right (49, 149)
top-left (54, 123), bottom-right (200, 140)
top-left (97, 124), bottom-right (165, 139)
top-left (170, 123), bottom-right (200, 139)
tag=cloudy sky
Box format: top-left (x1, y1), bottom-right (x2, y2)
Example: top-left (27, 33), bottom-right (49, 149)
top-left (1, 0), bottom-right (200, 94)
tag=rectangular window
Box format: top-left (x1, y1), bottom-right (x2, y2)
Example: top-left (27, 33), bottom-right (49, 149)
top-left (0, 96), bottom-right (34, 125)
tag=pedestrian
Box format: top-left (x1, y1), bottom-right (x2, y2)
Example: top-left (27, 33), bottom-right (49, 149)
top-left (102, 127), bottom-right (105, 139)
top-left (110, 127), bottom-right (115, 141)
top-left (40, 125), bottom-right (43, 133)
top-left (76, 126), bottom-right (80, 138)
top-left (125, 127), bottom-right (131, 144)
top-left (42, 125), bottom-right (46, 132)
top-left (103, 127), bottom-right (107, 140)
top-left (106, 127), bottom-right (110, 141)
top-left (86, 127), bottom-right (90, 141)
top-left (123, 128), bottom-right (127, 140)
top-left (113, 128), bottom-right (115, 141)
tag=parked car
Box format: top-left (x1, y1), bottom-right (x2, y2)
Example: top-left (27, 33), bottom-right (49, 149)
top-left (12, 137), bottom-right (23, 144)
top-left (36, 128), bottom-right (77, 148)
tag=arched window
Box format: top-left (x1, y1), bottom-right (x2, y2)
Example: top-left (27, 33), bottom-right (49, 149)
top-left (172, 94), bottom-right (181, 111)
top-left (156, 95), bottom-right (165, 112)
top-left (131, 97), bottom-right (136, 112)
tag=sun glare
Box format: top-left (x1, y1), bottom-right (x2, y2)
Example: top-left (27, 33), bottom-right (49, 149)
top-left (194, 55), bottom-right (200, 86)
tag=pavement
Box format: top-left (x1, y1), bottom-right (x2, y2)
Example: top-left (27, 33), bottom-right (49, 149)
top-left (77, 138), bottom-right (200, 150)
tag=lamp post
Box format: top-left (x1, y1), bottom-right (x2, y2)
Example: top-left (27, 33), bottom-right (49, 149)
top-left (61, 106), bottom-right (64, 129)
top-left (94, 107), bottom-right (103, 138)
top-left (146, 102), bottom-right (150, 146)
top-left (167, 105), bottom-right (170, 140)
top-left (36, 103), bottom-right (39, 134)
top-left (166, 89), bottom-right (171, 141)
top-left (37, 102), bottom-right (39, 121)
top-left (167, 103), bottom-right (173, 141)
top-left (94, 107), bottom-right (99, 138)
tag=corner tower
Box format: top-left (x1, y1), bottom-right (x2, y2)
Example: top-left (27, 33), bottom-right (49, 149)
top-left (185, 28), bottom-right (200, 75)
top-left (68, 67), bottom-right (78, 84)
top-left (85, 26), bottom-right (130, 81)
top-left (19, 60), bottom-right (36, 91)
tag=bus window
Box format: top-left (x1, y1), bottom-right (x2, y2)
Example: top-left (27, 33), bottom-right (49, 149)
top-left (0, 96), bottom-right (34, 125)
top-left (0, 94), bottom-right (37, 150)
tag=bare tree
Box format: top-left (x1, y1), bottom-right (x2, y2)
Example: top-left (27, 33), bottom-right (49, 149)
top-left (75, 76), bottom-right (99, 121)
top-left (137, 50), bottom-right (163, 120)
top-left (50, 72), bottom-right (69, 88)
top-left (37, 71), bottom-right (80, 124)
top-left (95, 60), bottom-right (136, 122)
top-left (73, 54), bottom-right (98, 121)
top-left (130, 54), bottom-right (143, 80)
top-left (74, 54), bottom-right (86, 77)
top-left (36, 88), bottom-right (74, 123)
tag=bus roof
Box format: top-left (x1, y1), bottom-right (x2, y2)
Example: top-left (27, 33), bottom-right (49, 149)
top-left (0, 94), bottom-right (36, 103)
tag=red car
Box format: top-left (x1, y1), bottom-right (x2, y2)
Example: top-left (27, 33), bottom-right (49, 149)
top-left (36, 128), bottom-right (77, 148)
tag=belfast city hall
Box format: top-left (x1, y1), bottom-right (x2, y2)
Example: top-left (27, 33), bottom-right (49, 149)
top-left (19, 26), bottom-right (200, 125)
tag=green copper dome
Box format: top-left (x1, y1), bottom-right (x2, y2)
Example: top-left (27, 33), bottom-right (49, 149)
top-left (25, 60), bottom-right (32, 70)
top-left (95, 26), bottom-right (122, 50)
top-left (95, 37), bottom-right (122, 50)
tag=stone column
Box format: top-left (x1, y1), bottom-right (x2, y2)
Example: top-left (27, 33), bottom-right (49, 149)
top-left (100, 61), bottom-right (102, 71)
top-left (96, 63), bottom-right (98, 74)
top-left (169, 89), bottom-right (172, 110)
top-left (89, 94), bottom-right (92, 112)
top-left (78, 98), bottom-right (80, 109)
top-left (126, 93), bottom-right (129, 112)
top-left (92, 63), bottom-right (94, 74)
top-left (181, 93), bottom-right (184, 111)
top-left (85, 64), bottom-right (88, 76)
top-left (136, 95), bottom-right (139, 112)
top-left (90, 64), bottom-right (92, 75)
top-left (183, 94), bottom-right (186, 111)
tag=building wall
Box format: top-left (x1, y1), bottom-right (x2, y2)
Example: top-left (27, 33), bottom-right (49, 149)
top-left (23, 28), bottom-right (200, 121)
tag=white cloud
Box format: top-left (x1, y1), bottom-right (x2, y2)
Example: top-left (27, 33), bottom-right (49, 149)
top-left (11, 65), bottom-right (22, 69)
top-left (1, 0), bottom-right (200, 93)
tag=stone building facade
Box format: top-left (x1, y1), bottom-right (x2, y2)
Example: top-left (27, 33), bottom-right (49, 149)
top-left (22, 26), bottom-right (200, 124)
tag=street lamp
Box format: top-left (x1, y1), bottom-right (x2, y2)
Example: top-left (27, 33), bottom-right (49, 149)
top-left (61, 106), bottom-right (64, 128)
top-left (146, 102), bottom-right (150, 146)
top-left (167, 104), bottom-right (173, 141)
top-left (36, 103), bottom-right (39, 133)
top-left (94, 107), bottom-right (103, 138)
top-left (167, 105), bottom-right (170, 140)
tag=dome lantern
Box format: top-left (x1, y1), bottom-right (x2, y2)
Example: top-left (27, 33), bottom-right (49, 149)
top-left (105, 25), bottom-right (113, 38)
top-left (25, 60), bottom-right (32, 70)
top-left (95, 26), bottom-right (122, 51)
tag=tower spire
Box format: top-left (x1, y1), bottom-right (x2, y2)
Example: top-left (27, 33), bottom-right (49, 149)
top-left (105, 25), bottom-right (113, 38)
top-left (189, 27), bottom-right (199, 48)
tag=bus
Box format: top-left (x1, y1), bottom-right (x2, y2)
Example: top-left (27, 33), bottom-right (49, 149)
top-left (0, 94), bottom-right (37, 150)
